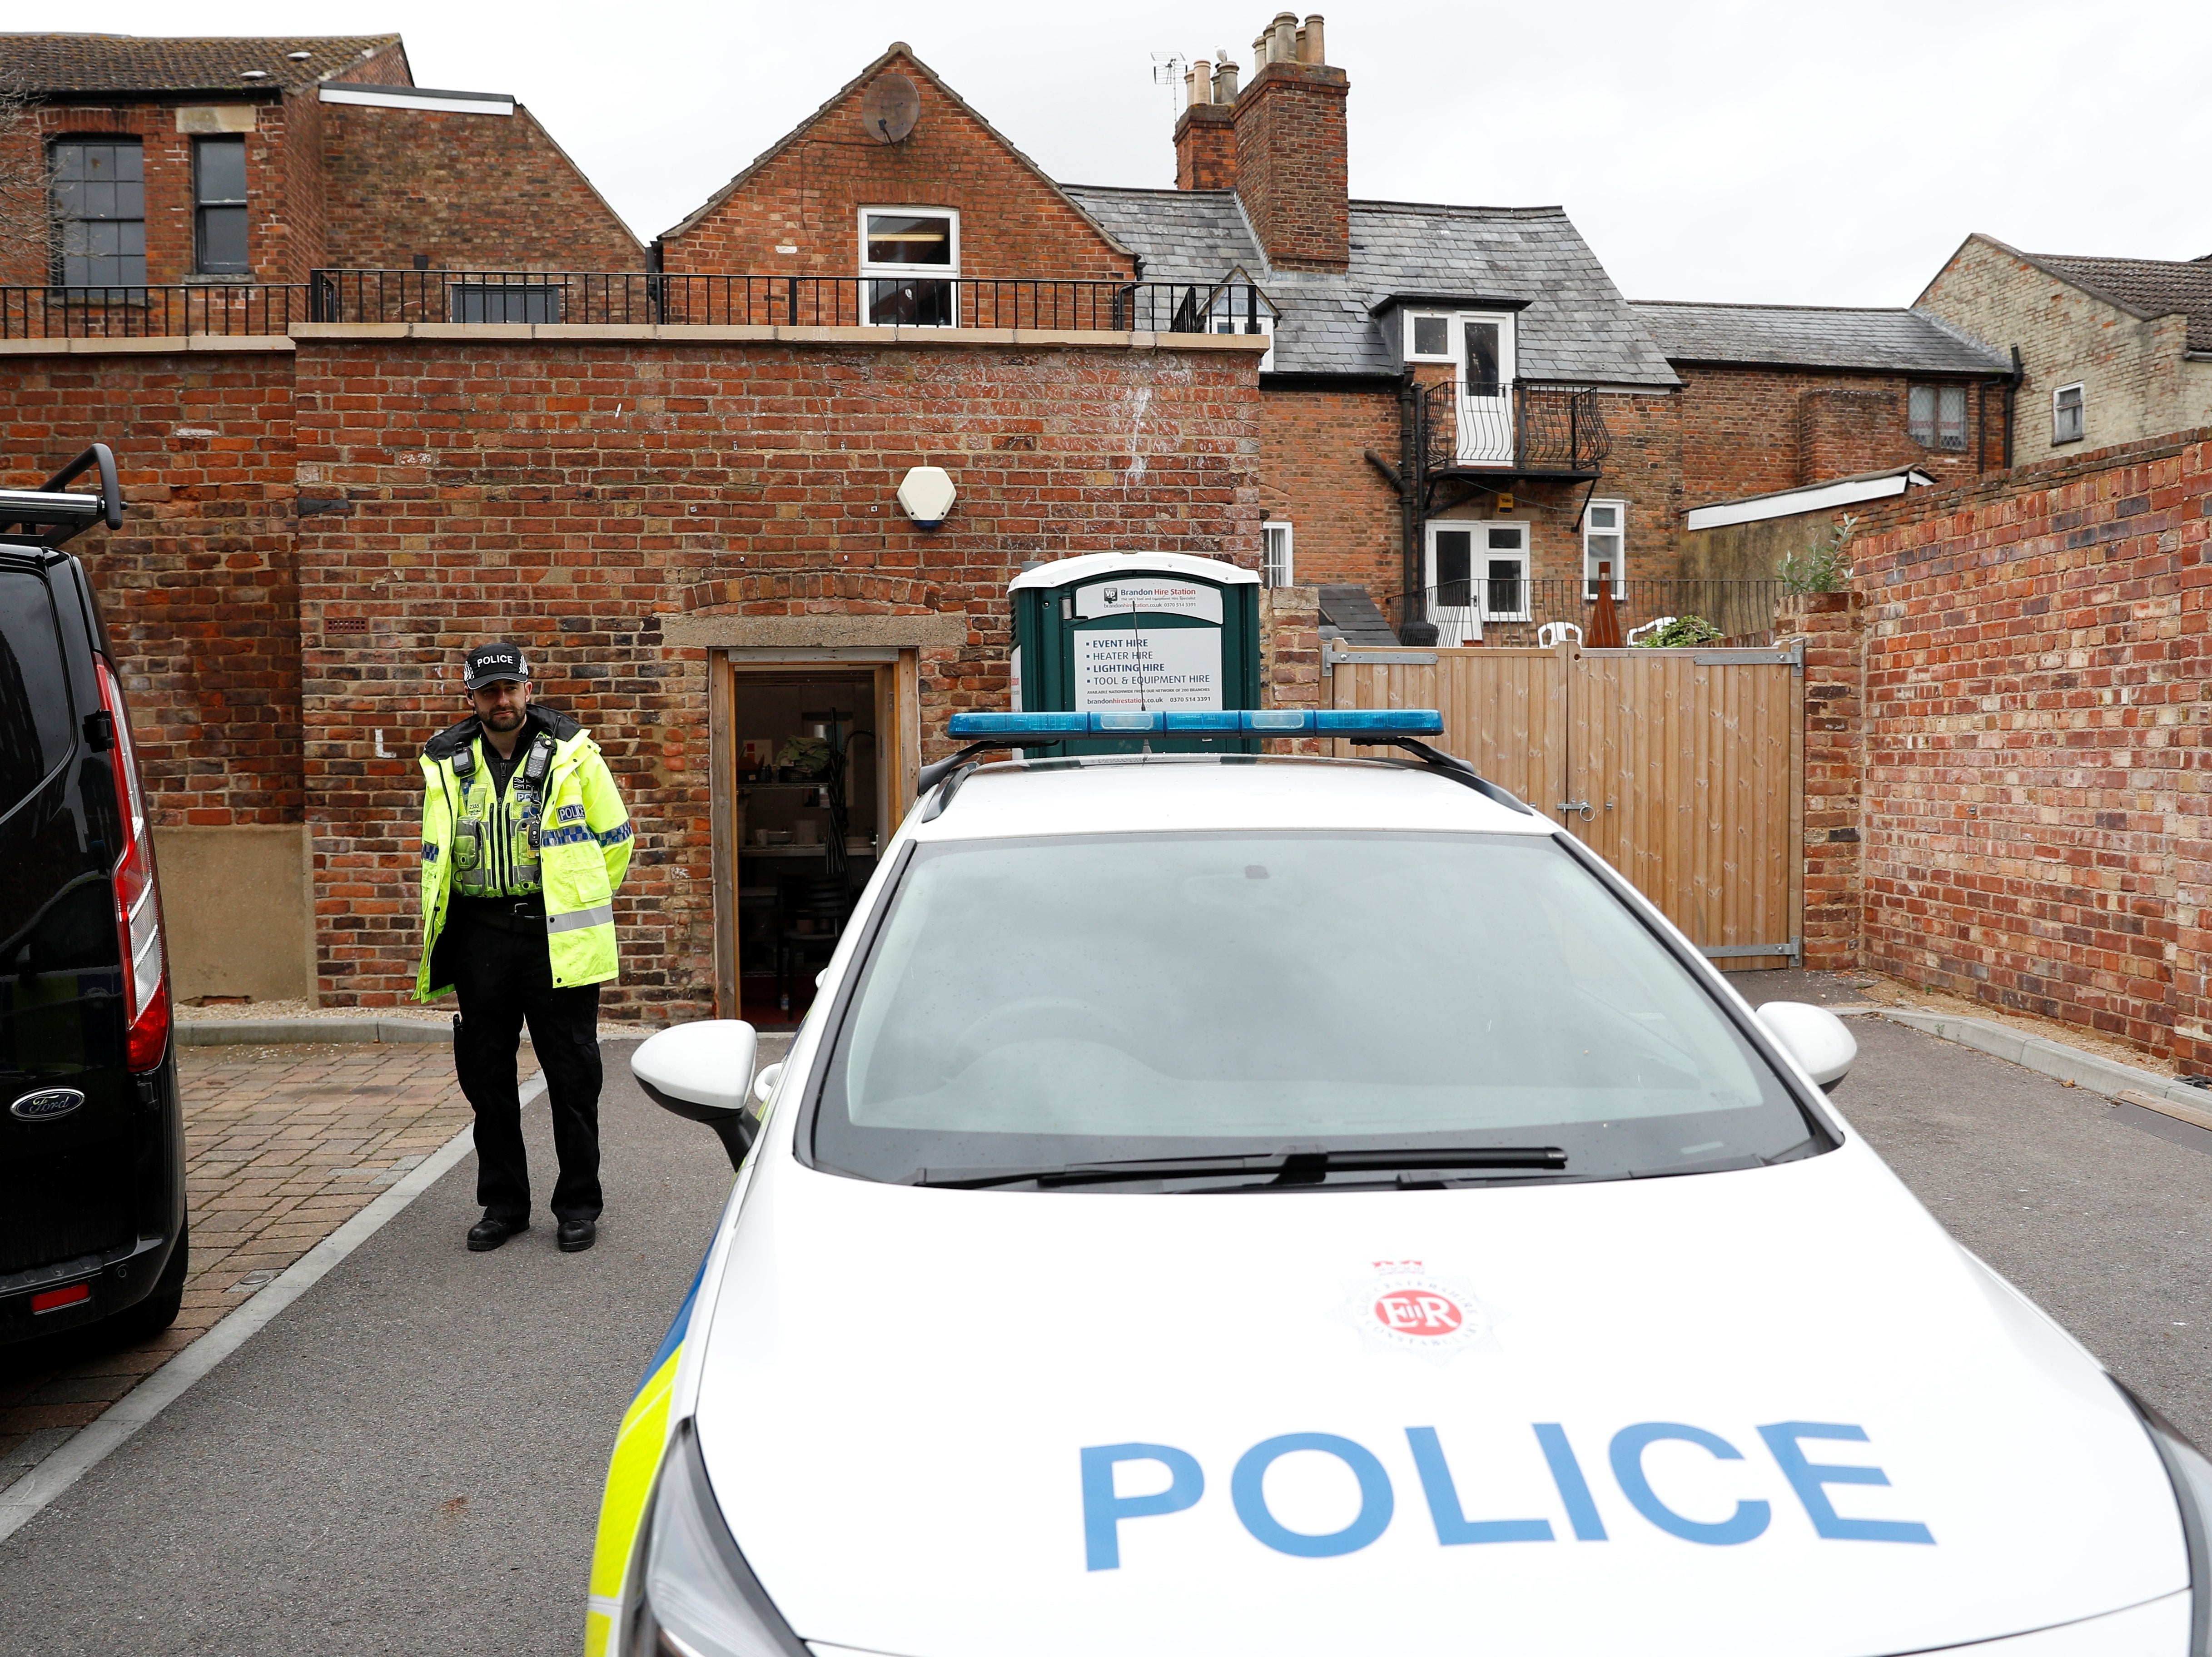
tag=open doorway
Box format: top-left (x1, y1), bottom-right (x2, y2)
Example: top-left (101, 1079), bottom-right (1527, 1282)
top-left (725, 666), bottom-right (888, 1028)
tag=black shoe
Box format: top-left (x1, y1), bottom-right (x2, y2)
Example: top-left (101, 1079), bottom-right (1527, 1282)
top-left (557, 1218), bottom-right (596, 1253)
top-left (467, 1215), bottom-right (528, 1252)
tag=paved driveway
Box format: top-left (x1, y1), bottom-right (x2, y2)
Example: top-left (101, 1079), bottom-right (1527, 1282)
top-left (0, 1038), bottom-right (732, 1657)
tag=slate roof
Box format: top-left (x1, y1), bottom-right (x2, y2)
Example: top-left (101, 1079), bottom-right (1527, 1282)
top-left (1631, 301), bottom-right (2010, 374)
top-left (1317, 585), bottom-right (1399, 646)
top-left (1061, 185), bottom-right (1678, 387)
top-left (0, 33), bottom-right (405, 94)
top-left (2026, 254), bottom-right (2212, 352)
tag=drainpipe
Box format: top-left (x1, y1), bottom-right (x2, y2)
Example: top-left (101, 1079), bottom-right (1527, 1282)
top-left (1398, 367), bottom-right (1423, 638)
top-left (2003, 346), bottom-right (2022, 471)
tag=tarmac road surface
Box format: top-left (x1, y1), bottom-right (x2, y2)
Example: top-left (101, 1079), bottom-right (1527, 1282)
top-left (2, 1019), bottom-right (2209, 1653)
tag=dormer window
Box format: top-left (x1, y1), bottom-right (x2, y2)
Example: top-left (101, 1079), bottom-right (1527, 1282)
top-left (1404, 313), bottom-right (1453, 362)
top-left (860, 208), bottom-right (957, 325)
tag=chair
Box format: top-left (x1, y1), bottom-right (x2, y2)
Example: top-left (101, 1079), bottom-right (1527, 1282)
top-left (775, 874), bottom-right (850, 1014)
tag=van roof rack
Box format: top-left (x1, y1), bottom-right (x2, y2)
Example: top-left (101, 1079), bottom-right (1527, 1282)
top-left (0, 443), bottom-right (122, 551)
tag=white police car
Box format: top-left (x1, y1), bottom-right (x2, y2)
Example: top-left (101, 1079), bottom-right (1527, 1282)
top-left (589, 709), bottom-right (2212, 1657)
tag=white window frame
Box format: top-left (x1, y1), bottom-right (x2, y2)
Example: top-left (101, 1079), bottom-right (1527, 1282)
top-left (858, 206), bottom-right (959, 327)
top-left (1476, 522), bottom-right (1531, 622)
top-left (1582, 498), bottom-right (1627, 601)
top-left (1403, 311), bottom-right (1456, 363)
top-left (1262, 521), bottom-right (1293, 587)
top-left (2053, 381), bottom-right (2085, 446)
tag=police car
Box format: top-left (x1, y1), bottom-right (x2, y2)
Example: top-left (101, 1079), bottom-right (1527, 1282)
top-left (590, 709), bottom-right (2212, 1657)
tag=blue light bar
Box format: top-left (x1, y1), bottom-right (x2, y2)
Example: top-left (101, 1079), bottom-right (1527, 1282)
top-left (945, 709), bottom-right (1445, 740)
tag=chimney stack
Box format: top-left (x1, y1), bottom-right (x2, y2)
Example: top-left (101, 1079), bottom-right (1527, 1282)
top-left (1174, 46), bottom-right (1239, 189)
top-left (1229, 13), bottom-right (1347, 269)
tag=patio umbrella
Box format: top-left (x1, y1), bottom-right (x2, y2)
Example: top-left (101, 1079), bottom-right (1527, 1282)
top-left (1588, 561), bottom-right (1625, 648)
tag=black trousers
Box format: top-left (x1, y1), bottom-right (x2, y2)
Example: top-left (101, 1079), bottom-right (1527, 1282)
top-left (450, 915), bottom-right (603, 1223)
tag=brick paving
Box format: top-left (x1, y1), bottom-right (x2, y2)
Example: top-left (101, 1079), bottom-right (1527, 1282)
top-left (0, 1041), bottom-right (510, 1490)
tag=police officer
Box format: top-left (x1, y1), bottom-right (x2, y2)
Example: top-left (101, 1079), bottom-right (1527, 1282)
top-left (415, 641), bottom-right (632, 1253)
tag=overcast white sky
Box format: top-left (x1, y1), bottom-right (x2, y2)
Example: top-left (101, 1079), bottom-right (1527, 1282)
top-left (72, 0), bottom-right (2212, 305)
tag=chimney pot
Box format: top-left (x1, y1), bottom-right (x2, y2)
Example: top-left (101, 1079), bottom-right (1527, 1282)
top-left (1302, 15), bottom-right (1326, 64)
top-left (1214, 57), bottom-right (1239, 100)
top-left (1189, 59), bottom-right (1211, 105)
top-left (1270, 13), bottom-right (1299, 61)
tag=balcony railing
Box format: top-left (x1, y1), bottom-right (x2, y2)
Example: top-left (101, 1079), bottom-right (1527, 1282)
top-left (0, 273), bottom-right (1275, 338)
top-left (0, 283), bottom-right (308, 339)
top-left (1419, 380), bottom-right (1610, 473)
top-left (305, 271), bottom-right (1271, 332)
top-left (1407, 577), bottom-right (1787, 648)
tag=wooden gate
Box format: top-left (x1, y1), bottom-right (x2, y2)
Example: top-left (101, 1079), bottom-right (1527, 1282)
top-left (1327, 641), bottom-right (1803, 967)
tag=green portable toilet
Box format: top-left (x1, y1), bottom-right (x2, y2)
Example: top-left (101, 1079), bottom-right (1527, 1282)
top-left (1008, 553), bottom-right (1263, 754)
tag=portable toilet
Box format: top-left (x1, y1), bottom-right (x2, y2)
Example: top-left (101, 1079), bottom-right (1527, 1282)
top-left (1008, 553), bottom-right (1263, 754)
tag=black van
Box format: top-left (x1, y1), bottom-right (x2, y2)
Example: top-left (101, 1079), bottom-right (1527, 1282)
top-left (0, 445), bottom-right (186, 1349)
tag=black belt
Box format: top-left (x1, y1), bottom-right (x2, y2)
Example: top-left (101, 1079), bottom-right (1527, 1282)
top-left (451, 897), bottom-right (546, 933)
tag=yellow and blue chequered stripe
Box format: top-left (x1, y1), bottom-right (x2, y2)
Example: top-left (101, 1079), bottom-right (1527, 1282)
top-left (585, 1244), bottom-right (711, 1656)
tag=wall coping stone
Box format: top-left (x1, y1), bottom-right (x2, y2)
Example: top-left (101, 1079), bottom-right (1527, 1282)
top-left (286, 322), bottom-right (1274, 351)
top-left (0, 335), bottom-right (297, 357)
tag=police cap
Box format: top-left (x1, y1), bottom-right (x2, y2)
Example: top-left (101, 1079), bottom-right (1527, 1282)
top-left (462, 640), bottom-right (532, 691)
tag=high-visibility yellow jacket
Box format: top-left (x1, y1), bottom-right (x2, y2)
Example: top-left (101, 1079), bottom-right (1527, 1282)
top-left (414, 706), bottom-right (632, 999)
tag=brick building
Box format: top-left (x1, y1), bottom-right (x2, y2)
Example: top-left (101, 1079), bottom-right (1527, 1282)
top-left (1918, 235), bottom-right (2212, 458)
top-left (0, 33), bottom-right (639, 296)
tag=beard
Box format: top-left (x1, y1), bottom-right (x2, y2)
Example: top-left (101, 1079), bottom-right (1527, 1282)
top-left (483, 704), bottom-right (526, 731)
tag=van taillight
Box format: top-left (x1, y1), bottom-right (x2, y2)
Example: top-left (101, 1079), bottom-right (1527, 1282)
top-left (96, 658), bottom-right (169, 1071)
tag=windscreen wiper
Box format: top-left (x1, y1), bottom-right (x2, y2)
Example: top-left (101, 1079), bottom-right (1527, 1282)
top-left (913, 1146), bottom-right (1568, 1191)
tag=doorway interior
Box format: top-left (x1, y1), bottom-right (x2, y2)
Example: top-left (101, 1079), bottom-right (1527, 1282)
top-left (716, 654), bottom-right (917, 1028)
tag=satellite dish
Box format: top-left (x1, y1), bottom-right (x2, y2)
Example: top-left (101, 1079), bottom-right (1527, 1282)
top-left (860, 73), bottom-right (920, 143)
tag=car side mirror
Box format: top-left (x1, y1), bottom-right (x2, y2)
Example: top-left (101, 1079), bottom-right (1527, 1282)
top-left (632, 1021), bottom-right (761, 1169)
top-left (752, 1063), bottom-right (783, 1107)
top-left (1756, 1001), bottom-right (1857, 1090)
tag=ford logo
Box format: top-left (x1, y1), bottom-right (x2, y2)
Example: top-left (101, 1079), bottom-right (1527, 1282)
top-left (10, 1088), bottom-right (85, 1122)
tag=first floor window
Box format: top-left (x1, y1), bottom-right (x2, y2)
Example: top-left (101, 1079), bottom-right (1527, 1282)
top-left (1404, 312), bottom-right (1453, 362)
top-left (2053, 382), bottom-right (2085, 445)
top-left (194, 136), bottom-right (248, 274)
top-left (1908, 383), bottom-right (1968, 451)
top-left (1584, 499), bottom-right (1626, 600)
top-left (50, 138), bottom-right (144, 289)
top-left (861, 208), bottom-right (956, 325)
top-left (1262, 521), bottom-right (1293, 587)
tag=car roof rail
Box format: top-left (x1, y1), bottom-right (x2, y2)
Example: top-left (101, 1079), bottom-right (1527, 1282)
top-left (0, 442), bottom-right (123, 551)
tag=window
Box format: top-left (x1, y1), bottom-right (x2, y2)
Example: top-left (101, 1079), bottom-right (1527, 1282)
top-left (1404, 312), bottom-right (1453, 362)
top-left (1908, 383), bottom-right (1968, 451)
top-left (1262, 521), bottom-right (1293, 587)
top-left (1584, 500), bottom-right (1626, 600)
top-left (50, 139), bottom-right (144, 289)
top-left (1480, 524), bottom-right (1530, 620)
top-left (2053, 382), bottom-right (2085, 445)
top-left (860, 208), bottom-right (956, 326)
top-left (193, 137), bottom-right (248, 275)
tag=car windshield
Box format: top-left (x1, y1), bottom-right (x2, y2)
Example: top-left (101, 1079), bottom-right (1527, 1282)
top-left (808, 830), bottom-right (1827, 1189)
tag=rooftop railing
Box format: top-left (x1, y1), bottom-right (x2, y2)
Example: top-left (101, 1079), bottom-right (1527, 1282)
top-left (0, 272), bottom-right (1277, 338)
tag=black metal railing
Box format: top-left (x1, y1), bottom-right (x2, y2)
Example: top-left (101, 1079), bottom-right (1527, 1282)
top-left (305, 270), bottom-right (1274, 333)
top-left (0, 273), bottom-right (1277, 338)
top-left (1405, 578), bottom-right (1787, 648)
top-left (1419, 380), bottom-right (1610, 473)
top-left (0, 283), bottom-right (309, 338)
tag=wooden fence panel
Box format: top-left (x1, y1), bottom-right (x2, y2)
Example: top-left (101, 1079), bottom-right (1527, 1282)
top-left (1328, 643), bottom-right (1801, 966)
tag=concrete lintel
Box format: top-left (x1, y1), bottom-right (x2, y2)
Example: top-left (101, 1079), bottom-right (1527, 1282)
top-left (1881, 1008), bottom-right (2206, 1106)
top-left (662, 612), bottom-right (968, 649)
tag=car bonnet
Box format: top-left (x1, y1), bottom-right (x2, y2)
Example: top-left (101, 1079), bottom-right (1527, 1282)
top-left (689, 1133), bottom-right (2184, 1657)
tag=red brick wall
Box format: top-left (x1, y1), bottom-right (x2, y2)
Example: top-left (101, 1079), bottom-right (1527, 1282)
top-left (1850, 429), bottom-right (2212, 1062)
top-left (1229, 61), bottom-right (1348, 271)
top-left (663, 52), bottom-right (1133, 281)
top-left (0, 346), bottom-right (303, 826)
top-left (1256, 383), bottom-right (1402, 598)
top-left (1677, 364), bottom-right (2001, 506)
top-left (1776, 592), bottom-right (1863, 968)
top-left (288, 334), bottom-right (1258, 1016)
top-left (319, 102), bottom-right (642, 272)
top-left (1175, 104), bottom-right (1237, 191)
